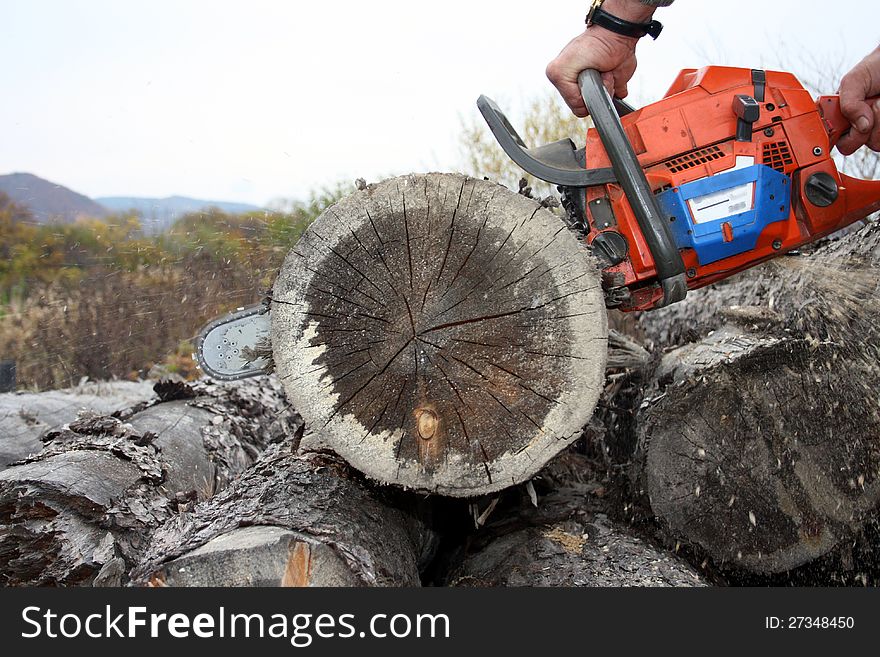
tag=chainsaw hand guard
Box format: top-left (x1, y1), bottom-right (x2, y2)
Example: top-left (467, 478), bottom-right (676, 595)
top-left (476, 95), bottom-right (617, 187)
top-left (477, 75), bottom-right (687, 307)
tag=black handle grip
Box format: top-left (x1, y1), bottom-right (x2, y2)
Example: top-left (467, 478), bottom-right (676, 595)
top-left (578, 69), bottom-right (687, 306)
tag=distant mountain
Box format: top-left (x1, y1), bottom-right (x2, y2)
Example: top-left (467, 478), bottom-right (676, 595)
top-left (0, 172), bottom-right (108, 223)
top-left (0, 172), bottom-right (263, 232)
top-left (96, 195), bottom-right (262, 233)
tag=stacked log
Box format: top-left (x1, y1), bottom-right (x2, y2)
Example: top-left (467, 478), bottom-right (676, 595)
top-left (631, 224), bottom-right (880, 574)
top-left (0, 378), bottom-right (295, 585)
top-left (3, 174), bottom-right (879, 586)
top-left (0, 379), bottom-right (155, 468)
top-left (132, 444), bottom-right (436, 587)
top-left (447, 455), bottom-right (707, 587)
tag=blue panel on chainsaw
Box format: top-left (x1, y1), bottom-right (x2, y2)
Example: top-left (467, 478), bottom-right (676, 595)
top-left (656, 164), bottom-right (791, 266)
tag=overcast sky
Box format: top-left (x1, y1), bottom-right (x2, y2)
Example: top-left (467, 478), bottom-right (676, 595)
top-left (1, 0), bottom-right (877, 205)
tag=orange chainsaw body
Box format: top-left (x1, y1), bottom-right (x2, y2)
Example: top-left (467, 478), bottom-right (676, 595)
top-left (580, 66), bottom-right (880, 311)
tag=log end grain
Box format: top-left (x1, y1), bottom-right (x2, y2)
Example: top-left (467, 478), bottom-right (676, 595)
top-left (271, 173), bottom-right (608, 497)
top-left (150, 526), bottom-right (361, 587)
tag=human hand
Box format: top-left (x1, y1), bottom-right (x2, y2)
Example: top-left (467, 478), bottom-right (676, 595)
top-left (546, 30), bottom-right (639, 117)
top-left (545, 0), bottom-right (655, 117)
top-left (837, 46), bottom-right (880, 155)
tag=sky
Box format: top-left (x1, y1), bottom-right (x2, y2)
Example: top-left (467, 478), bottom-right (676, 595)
top-left (1, 0), bottom-right (877, 206)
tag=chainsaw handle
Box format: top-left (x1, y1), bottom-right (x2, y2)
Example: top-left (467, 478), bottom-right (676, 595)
top-left (578, 69), bottom-right (687, 306)
top-left (818, 94), bottom-right (880, 148)
top-left (817, 94), bottom-right (880, 224)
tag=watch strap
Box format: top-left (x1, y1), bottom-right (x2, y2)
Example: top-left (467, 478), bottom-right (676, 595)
top-left (587, 7), bottom-right (663, 40)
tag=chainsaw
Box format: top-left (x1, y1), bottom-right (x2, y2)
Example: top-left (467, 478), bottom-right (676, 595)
top-left (479, 66), bottom-right (880, 311)
top-left (194, 65), bottom-right (880, 381)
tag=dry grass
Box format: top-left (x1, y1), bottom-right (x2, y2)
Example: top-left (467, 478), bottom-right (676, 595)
top-left (0, 186), bottom-right (343, 390)
top-left (0, 256), bottom-right (282, 390)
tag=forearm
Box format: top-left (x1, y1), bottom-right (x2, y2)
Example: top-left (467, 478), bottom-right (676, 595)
top-left (596, 0), bottom-right (671, 23)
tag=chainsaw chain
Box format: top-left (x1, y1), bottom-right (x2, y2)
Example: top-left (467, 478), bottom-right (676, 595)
top-left (559, 185), bottom-right (588, 236)
top-left (559, 185), bottom-right (630, 308)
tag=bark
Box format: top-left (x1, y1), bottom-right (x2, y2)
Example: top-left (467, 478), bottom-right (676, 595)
top-left (270, 173), bottom-right (608, 497)
top-left (0, 380), bottom-right (155, 468)
top-left (447, 453), bottom-right (707, 587)
top-left (132, 444), bottom-right (436, 587)
top-left (631, 223), bottom-right (880, 573)
top-left (0, 377), bottom-right (295, 586)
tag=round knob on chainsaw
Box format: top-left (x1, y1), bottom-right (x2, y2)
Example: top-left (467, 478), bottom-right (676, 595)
top-left (804, 172), bottom-right (839, 208)
top-left (591, 231), bottom-right (629, 267)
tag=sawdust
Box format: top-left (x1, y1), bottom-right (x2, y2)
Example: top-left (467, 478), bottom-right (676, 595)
top-left (543, 526), bottom-right (587, 554)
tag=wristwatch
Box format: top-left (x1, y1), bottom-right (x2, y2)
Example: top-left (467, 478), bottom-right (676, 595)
top-left (586, 0), bottom-right (664, 40)
top-left (585, 0), bottom-right (606, 26)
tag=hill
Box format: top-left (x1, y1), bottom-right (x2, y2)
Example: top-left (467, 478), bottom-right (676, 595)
top-left (97, 196), bottom-right (262, 233)
top-left (0, 172), bottom-right (108, 223)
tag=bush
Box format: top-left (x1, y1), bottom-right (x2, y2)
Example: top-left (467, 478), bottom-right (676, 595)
top-left (0, 185), bottom-right (349, 389)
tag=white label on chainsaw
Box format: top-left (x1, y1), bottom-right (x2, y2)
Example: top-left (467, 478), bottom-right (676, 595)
top-left (688, 182), bottom-right (754, 223)
top-left (685, 156), bottom-right (756, 224)
top-left (731, 156), bottom-right (755, 171)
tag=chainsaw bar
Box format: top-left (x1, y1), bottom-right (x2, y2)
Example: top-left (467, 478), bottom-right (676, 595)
top-left (195, 303), bottom-right (272, 381)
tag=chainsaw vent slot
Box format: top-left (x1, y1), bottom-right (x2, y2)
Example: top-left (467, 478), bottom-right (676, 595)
top-left (762, 141), bottom-right (794, 173)
top-left (663, 146), bottom-right (725, 173)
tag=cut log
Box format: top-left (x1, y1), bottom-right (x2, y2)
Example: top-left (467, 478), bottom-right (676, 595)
top-left (450, 510), bottom-right (707, 587)
top-left (0, 380), bottom-right (156, 469)
top-left (132, 444), bottom-right (435, 587)
top-left (446, 454), bottom-right (707, 587)
top-left (0, 377), bottom-right (295, 586)
top-left (632, 223), bottom-right (880, 573)
top-left (142, 526), bottom-right (366, 587)
top-left (271, 173), bottom-right (608, 497)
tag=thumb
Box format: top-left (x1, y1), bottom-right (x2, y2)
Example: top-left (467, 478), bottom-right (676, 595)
top-left (848, 104), bottom-right (874, 135)
top-left (839, 69), bottom-right (875, 134)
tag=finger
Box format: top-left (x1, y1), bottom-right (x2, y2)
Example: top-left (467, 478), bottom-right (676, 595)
top-left (837, 95), bottom-right (875, 155)
top-left (613, 56), bottom-right (637, 99)
top-left (610, 70), bottom-right (628, 98)
top-left (839, 70), bottom-right (874, 135)
top-left (562, 81), bottom-right (589, 118)
top-left (837, 126), bottom-right (870, 156)
top-left (601, 71), bottom-right (616, 97)
top-left (867, 99), bottom-right (880, 152)
top-left (546, 64), bottom-right (588, 118)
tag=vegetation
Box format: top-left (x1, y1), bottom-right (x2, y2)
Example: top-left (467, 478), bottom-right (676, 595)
top-left (459, 91), bottom-right (587, 199)
top-left (0, 186), bottom-right (348, 389)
